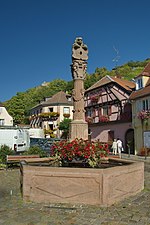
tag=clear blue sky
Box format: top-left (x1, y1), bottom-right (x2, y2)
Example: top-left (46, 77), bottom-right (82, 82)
top-left (1, 0), bottom-right (150, 102)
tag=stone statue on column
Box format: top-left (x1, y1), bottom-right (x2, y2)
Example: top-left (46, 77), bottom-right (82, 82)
top-left (69, 37), bottom-right (88, 140)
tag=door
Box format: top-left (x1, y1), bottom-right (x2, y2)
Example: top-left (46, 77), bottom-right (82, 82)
top-left (125, 129), bottom-right (135, 154)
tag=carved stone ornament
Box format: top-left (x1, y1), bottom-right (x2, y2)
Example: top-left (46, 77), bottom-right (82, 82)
top-left (72, 60), bottom-right (87, 79)
top-left (72, 88), bottom-right (85, 102)
top-left (72, 37), bottom-right (88, 61)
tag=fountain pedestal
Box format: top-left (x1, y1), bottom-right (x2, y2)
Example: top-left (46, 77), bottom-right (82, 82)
top-left (70, 37), bottom-right (88, 140)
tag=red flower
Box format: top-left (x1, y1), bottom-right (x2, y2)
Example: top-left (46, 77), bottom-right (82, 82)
top-left (52, 138), bottom-right (109, 164)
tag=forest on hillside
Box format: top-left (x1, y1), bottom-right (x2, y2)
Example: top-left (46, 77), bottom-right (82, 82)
top-left (3, 59), bottom-right (150, 125)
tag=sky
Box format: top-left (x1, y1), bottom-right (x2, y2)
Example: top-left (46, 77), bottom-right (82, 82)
top-left (1, 0), bottom-right (150, 102)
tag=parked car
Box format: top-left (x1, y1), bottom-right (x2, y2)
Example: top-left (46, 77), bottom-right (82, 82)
top-left (30, 138), bottom-right (61, 155)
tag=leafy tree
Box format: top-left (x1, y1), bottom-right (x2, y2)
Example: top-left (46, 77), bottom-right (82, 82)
top-left (59, 118), bottom-right (72, 139)
top-left (3, 58), bottom-right (150, 125)
top-left (4, 79), bottom-right (68, 125)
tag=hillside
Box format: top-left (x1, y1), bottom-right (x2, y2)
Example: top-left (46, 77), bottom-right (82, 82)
top-left (3, 59), bottom-right (150, 125)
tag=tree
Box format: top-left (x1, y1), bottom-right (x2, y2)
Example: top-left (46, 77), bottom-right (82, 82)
top-left (4, 79), bottom-right (68, 125)
top-left (59, 118), bottom-right (72, 139)
top-left (3, 58), bottom-right (150, 125)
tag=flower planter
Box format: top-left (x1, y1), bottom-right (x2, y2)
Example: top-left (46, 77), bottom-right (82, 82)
top-left (63, 114), bottom-right (70, 118)
top-left (21, 158), bottom-right (144, 206)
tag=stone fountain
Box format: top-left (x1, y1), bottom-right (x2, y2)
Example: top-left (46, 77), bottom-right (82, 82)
top-left (20, 38), bottom-right (144, 206)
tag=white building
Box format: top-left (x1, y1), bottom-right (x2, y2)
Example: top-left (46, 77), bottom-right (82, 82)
top-left (0, 103), bottom-right (13, 126)
top-left (29, 91), bottom-right (74, 138)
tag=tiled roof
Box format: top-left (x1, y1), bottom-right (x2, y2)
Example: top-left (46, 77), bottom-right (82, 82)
top-left (32, 91), bottom-right (73, 109)
top-left (42, 91), bottom-right (73, 106)
top-left (129, 83), bottom-right (150, 100)
top-left (113, 77), bottom-right (135, 90)
top-left (135, 61), bottom-right (150, 78)
top-left (130, 61), bottom-right (150, 100)
top-left (85, 75), bottom-right (135, 93)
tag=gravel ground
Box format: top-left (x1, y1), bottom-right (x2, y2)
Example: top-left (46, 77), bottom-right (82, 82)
top-left (0, 161), bottom-right (150, 225)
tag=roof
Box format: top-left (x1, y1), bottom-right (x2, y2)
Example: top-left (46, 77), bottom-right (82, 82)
top-left (85, 75), bottom-right (135, 93)
top-left (129, 79), bottom-right (150, 100)
top-left (32, 91), bottom-right (73, 109)
top-left (130, 61), bottom-right (150, 100)
top-left (42, 91), bottom-right (73, 106)
top-left (135, 61), bottom-right (150, 78)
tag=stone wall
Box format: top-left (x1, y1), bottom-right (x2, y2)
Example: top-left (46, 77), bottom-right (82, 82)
top-left (21, 159), bottom-right (144, 206)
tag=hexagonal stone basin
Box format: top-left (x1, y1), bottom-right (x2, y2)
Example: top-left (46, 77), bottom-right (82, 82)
top-left (20, 158), bottom-right (144, 206)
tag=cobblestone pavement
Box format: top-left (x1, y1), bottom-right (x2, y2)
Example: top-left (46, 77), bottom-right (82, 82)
top-left (0, 158), bottom-right (150, 225)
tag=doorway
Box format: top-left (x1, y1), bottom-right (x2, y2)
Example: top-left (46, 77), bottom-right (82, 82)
top-left (125, 129), bottom-right (135, 154)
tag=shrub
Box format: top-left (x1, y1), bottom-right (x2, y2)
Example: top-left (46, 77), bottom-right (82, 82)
top-left (25, 146), bottom-right (48, 157)
top-left (0, 145), bottom-right (13, 163)
top-left (59, 118), bottom-right (72, 139)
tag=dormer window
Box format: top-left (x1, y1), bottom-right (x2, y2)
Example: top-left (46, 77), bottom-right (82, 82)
top-left (136, 77), bottom-right (143, 90)
top-left (67, 97), bottom-right (72, 102)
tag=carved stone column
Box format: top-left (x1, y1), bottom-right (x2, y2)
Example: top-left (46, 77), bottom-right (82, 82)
top-left (70, 37), bottom-right (88, 140)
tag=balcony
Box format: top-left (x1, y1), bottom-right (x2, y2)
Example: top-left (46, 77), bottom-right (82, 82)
top-left (39, 112), bottom-right (60, 121)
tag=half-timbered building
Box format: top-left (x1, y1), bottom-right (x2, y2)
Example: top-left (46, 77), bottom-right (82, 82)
top-left (85, 75), bottom-right (135, 153)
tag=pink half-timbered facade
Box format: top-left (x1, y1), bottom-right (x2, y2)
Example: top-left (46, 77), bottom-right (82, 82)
top-left (85, 75), bottom-right (135, 153)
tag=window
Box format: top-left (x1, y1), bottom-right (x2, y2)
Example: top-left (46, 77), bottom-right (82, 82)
top-left (63, 107), bottom-right (70, 114)
top-left (103, 106), bottom-right (108, 115)
top-left (136, 78), bottom-right (143, 90)
top-left (0, 119), bottom-right (4, 126)
top-left (102, 105), bottom-right (111, 116)
top-left (143, 99), bottom-right (149, 110)
top-left (67, 96), bottom-right (72, 102)
top-left (95, 108), bottom-right (99, 117)
top-left (49, 108), bottom-right (53, 112)
top-left (87, 109), bottom-right (92, 117)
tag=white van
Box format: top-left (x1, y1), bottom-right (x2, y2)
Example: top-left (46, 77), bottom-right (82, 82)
top-left (29, 128), bottom-right (45, 139)
top-left (0, 127), bottom-right (30, 152)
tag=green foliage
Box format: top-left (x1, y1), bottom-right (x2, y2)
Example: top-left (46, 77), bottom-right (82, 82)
top-left (40, 112), bottom-right (60, 118)
top-left (59, 118), bottom-right (72, 139)
top-left (64, 80), bottom-right (73, 94)
top-left (0, 145), bottom-right (13, 163)
top-left (4, 79), bottom-right (67, 125)
top-left (0, 159), bottom-right (6, 168)
top-left (25, 146), bottom-right (48, 157)
top-left (44, 129), bottom-right (56, 138)
top-left (3, 59), bottom-right (150, 126)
